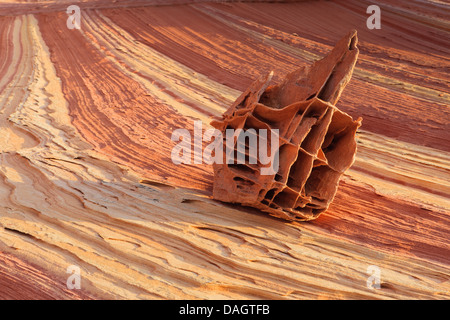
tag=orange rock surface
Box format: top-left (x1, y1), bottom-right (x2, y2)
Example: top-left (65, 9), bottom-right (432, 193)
top-left (0, 0), bottom-right (449, 299)
top-left (211, 30), bottom-right (362, 221)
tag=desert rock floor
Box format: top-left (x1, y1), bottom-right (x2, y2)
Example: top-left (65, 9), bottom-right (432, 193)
top-left (0, 0), bottom-right (449, 299)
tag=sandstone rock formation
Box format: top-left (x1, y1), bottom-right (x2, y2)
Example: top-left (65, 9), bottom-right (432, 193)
top-left (0, 1), bottom-right (449, 300)
top-left (211, 31), bottom-right (362, 221)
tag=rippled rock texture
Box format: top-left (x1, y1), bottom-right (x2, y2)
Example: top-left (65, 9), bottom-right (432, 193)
top-left (0, 0), bottom-right (449, 300)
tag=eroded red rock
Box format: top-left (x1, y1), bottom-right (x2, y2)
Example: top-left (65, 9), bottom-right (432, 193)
top-left (211, 30), bottom-right (362, 221)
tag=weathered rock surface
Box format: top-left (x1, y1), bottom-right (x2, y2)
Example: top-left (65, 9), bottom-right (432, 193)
top-left (0, 0), bottom-right (449, 300)
top-left (212, 31), bottom-right (362, 221)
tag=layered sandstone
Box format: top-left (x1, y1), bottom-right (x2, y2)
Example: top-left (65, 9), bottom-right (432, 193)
top-left (211, 31), bottom-right (362, 221)
top-left (0, 1), bottom-right (449, 300)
